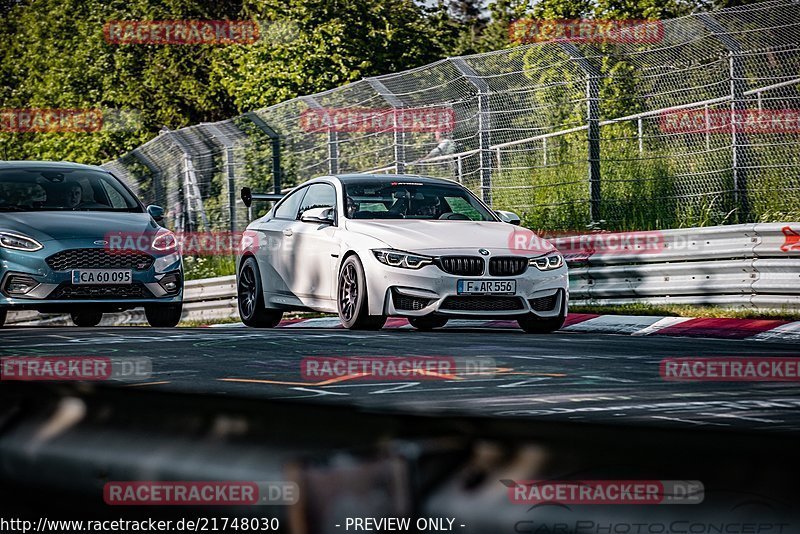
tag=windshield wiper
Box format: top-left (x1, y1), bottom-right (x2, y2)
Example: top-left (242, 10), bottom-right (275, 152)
top-left (0, 206), bottom-right (27, 211)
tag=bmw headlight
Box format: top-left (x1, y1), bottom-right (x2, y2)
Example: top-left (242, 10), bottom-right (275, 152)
top-left (530, 252), bottom-right (564, 271)
top-left (0, 232), bottom-right (43, 252)
top-left (372, 249), bottom-right (433, 269)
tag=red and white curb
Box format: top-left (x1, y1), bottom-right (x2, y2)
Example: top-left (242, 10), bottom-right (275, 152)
top-left (209, 314), bottom-right (800, 342)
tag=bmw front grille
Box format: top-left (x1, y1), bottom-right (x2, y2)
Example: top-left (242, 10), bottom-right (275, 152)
top-left (436, 256), bottom-right (485, 276)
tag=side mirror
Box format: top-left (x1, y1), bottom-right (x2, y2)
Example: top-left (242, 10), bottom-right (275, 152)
top-left (146, 205), bottom-right (164, 222)
top-left (300, 207), bottom-right (335, 225)
top-left (241, 187), bottom-right (252, 208)
top-left (496, 210), bottom-right (521, 226)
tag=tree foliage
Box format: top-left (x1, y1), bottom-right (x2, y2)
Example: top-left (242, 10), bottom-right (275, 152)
top-left (0, 0), bottom-right (745, 164)
top-left (0, 0), bottom-right (462, 163)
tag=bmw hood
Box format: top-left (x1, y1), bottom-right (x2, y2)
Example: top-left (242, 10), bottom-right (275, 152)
top-left (344, 219), bottom-right (555, 255)
top-left (0, 211), bottom-right (158, 243)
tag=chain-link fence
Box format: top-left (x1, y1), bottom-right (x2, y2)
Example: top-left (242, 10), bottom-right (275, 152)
top-left (103, 0), bottom-right (800, 233)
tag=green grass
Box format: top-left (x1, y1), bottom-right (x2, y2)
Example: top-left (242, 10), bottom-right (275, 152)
top-left (490, 121), bottom-right (800, 231)
top-left (183, 255), bottom-right (236, 280)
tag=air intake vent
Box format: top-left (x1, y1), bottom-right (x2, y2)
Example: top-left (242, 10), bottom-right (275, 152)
top-left (529, 293), bottom-right (558, 312)
top-left (49, 283), bottom-right (152, 300)
top-left (441, 296), bottom-right (524, 311)
top-left (393, 291), bottom-right (433, 311)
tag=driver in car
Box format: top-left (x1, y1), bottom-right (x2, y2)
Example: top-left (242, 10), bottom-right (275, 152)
top-left (65, 182), bottom-right (83, 208)
top-left (346, 195), bottom-right (359, 218)
top-left (412, 195), bottom-right (441, 218)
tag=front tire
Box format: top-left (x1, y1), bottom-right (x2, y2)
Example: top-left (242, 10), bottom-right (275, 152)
top-left (145, 304), bottom-right (183, 328)
top-left (337, 255), bottom-right (386, 330)
top-left (518, 313), bottom-right (565, 334)
top-left (518, 291), bottom-right (567, 334)
top-left (408, 316), bottom-right (448, 331)
top-left (71, 311), bottom-right (103, 327)
top-left (238, 257), bottom-right (283, 328)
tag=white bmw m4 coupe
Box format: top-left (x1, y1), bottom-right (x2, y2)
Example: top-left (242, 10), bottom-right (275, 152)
top-left (236, 174), bottom-right (568, 332)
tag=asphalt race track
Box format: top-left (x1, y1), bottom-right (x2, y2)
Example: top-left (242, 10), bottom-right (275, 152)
top-left (2, 326), bottom-right (800, 434)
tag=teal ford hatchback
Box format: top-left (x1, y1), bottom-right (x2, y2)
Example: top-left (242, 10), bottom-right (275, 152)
top-left (0, 161), bottom-right (183, 327)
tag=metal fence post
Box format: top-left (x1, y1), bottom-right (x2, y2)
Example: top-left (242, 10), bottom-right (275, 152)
top-left (202, 123), bottom-right (238, 232)
top-left (559, 43), bottom-right (602, 224)
top-left (131, 150), bottom-right (164, 208)
top-left (450, 57), bottom-right (492, 206)
top-left (365, 77), bottom-right (407, 174)
top-left (224, 145), bottom-right (236, 231)
top-left (698, 12), bottom-right (752, 223)
top-left (301, 97), bottom-right (338, 175)
top-left (587, 77), bottom-right (601, 223)
top-left (243, 112), bottom-right (283, 195)
top-left (637, 118), bottom-right (643, 154)
top-left (161, 129), bottom-right (209, 232)
top-left (543, 138), bottom-right (548, 166)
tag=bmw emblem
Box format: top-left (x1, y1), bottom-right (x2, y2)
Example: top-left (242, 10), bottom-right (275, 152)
top-left (479, 248), bottom-right (490, 256)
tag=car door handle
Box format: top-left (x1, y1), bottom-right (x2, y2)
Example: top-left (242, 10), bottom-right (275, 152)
top-left (282, 228), bottom-right (293, 237)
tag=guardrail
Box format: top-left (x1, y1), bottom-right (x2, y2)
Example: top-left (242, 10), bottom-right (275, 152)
top-left (6, 223), bottom-right (799, 326)
top-left (568, 223), bottom-right (800, 309)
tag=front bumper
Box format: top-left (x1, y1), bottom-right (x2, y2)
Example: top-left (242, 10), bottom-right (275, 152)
top-left (363, 252), bottom-right (569, 318)
top-left (0, 241), bottom-right (183, 312)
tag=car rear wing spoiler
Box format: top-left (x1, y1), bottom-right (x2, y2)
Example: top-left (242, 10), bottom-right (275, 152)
top-left (241, 187), bottom-right (285, 207)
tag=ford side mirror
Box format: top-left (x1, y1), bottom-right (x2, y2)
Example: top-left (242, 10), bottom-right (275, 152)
top-left (147, 205), bottom-right (164, 222)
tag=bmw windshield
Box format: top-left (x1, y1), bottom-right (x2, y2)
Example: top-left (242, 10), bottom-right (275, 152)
top-left (343, 180), bottom-right (497, 221)
top-left (0, 168), bottom-right (142, 212)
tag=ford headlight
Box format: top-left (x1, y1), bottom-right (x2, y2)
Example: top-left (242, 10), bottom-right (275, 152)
top-left (0, 232), bottom-right (43, 252)
top-left (530, 252), bottom-right (563, 271)
top-left (151, 230), bottom-right (178, 252)
top-left (373, 249), bottom-right (433, 269)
